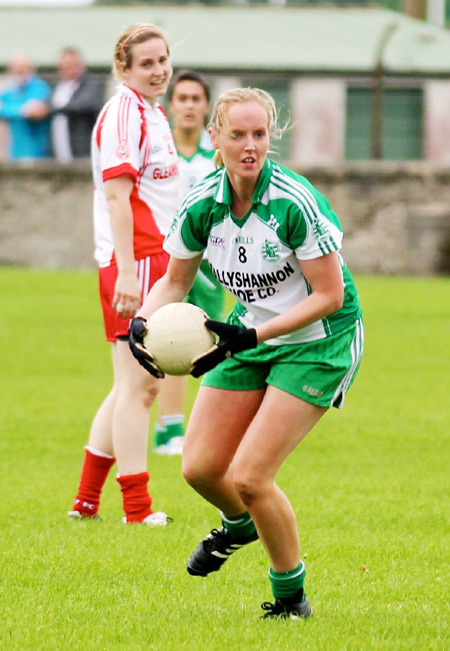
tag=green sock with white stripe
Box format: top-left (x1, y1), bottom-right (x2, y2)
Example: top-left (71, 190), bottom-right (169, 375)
top-left (162, 415), bottom-right (184, 442)
top-left (154, 415), bottom-right (184, 446)
top-left (220, 511), bottom-right (257, 543)
top-left (269, 561), bottom-right (306, 601)
top-left (154, 423), bottom-right (169, 447)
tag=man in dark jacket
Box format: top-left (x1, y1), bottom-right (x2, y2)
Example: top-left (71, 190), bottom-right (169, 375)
top-left (50, 48), bottom-right (104, 161)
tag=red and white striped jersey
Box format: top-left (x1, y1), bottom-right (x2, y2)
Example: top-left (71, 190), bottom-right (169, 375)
top-left (92, 84), bottom-right (182, 268)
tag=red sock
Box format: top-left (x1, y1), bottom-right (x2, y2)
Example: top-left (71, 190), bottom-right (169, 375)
top-left (117, 472), bottom-right (153, 522)
top-left (72, 448), bottom-right (116, 517)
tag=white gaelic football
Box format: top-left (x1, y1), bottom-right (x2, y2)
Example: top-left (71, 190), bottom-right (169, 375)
top-left (144, 302), bottom-right (215, 376)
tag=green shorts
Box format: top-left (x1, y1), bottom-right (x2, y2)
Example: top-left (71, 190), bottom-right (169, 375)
top-left (201, 317), bottom-right (364, 409)
top-left (186, 259), bottom-right (225, 321)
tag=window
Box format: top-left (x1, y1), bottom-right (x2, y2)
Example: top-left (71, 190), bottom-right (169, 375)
top-left (346, 86), bottom-right (423, 160)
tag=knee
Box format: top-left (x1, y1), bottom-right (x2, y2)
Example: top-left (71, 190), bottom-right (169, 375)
top-left (121, 376), bottom-right (160, 409)
top-left (181, 461), bottom-right (199, 488)
top-left (141, 379), bottom-right (160, 408)
top-left (232, 466), bottom-right (267, 508)
top-left (182, 460), bottom-right (210, 489)
top-left (182, 457), bottom-right (223, 491)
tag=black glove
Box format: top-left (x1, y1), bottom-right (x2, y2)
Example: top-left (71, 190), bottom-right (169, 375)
top-left (128, 317), bottom-right (165, 379)
top-left (190, 320), bottom-right (258, 378)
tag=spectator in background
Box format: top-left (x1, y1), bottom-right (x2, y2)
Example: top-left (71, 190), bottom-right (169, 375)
top-left (50, 48), bottom-right (104, 161)
top-left (0, 53), bottom-right (51, 160)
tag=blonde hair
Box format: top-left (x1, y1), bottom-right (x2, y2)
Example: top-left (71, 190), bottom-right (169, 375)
top-left (208, 87), bottom-right (284, 168)
top-left (113, 23), bottom-right (170, 80)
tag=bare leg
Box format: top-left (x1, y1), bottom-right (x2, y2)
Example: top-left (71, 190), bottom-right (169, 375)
top-left (87, 344), bottom-right (119, 456)
top-left (182, 386), bottom-right (265, 515)
top-left (72, 341), bottom-right (160, 520)
top-left (112, 339), bottom-right (160, 475)
top-left (157, 375), bottom-right (188, 420)
top-left (183, 384), bottom-right (325, 573)
top-left (231, 386), bottom-right (326, 572)
top-left (88, 341), bottom-right (160, 471)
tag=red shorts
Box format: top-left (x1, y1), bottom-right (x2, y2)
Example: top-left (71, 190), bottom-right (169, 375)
top-left (99, 252), bottom-right (169, 342)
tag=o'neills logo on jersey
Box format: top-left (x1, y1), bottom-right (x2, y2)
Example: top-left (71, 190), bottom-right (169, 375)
top-left (232, 236), bottom-right (254, 245)
top-left (116, 140), bottom-right (130, 160)
top-left (153, 163), bottom-right (179, 180)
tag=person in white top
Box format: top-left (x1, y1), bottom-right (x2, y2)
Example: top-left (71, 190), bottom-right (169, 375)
top-left (153, 70), bottom-right (225, 455)
top-left (68, 24), bottom-right (181, 526)
top-left (50, 48), bottom-right (104, 161)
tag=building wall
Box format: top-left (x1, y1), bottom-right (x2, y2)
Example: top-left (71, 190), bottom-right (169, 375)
top-left (291, 79), bottom-right (346, 166)
top-left (2, 71), bottom-right (450, 166)
top-left (424, 80), bottom-right (450, 164)
top-left (0, 161), bottom-right (449, 275)
top-left (291, 77), bottom-right (450, 166)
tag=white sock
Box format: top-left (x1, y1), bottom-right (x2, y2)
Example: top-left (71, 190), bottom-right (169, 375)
top-left (160, 414), bottom-right (184, 427)
top-left (85, 445), bottom-right (114, 459)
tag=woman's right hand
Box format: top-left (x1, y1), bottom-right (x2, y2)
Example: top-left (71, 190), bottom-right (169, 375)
top-left (128, 317), bottom-right (165, 379)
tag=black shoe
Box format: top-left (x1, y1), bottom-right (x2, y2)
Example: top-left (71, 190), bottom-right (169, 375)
top-left (261, 593), bottom-right (313, 620)
top-left (187, 527), bottom-right (258, 577)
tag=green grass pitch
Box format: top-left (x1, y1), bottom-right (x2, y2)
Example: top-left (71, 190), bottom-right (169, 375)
top-left (0, 268), bottom-right (449, 650)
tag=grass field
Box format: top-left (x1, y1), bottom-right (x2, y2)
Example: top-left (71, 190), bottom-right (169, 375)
top-left (0, 268), bottom-right (449, 650)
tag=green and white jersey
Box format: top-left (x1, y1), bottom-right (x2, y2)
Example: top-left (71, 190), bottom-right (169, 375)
top-left (164, 159), bottom-right (362, 345)
top-left (177, 129), bottom-right (215, 197)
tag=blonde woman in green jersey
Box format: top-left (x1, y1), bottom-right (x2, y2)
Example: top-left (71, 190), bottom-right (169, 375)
top-left (129, 87), bottom-right (364, 620)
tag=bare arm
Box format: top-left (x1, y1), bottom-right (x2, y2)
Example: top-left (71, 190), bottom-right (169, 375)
top-left (104, 175), bottom-right (140, 319)
top-left (138, 255), bottom-right (203, 319)
top-left (255, 252), bottom-right (344, 343)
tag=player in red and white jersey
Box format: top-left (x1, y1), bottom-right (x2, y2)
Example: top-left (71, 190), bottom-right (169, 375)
top-left (68, 23), bottom-right (181, 526)
top-left (92, 83), bottom-right (181, 268)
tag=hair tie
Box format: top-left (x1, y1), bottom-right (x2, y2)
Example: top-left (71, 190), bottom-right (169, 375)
top-left (120, 27), bottom-right (152, 61)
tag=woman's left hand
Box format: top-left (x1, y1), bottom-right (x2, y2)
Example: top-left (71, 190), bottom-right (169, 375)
top-left (190, 320), bottom-right (257, 378)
